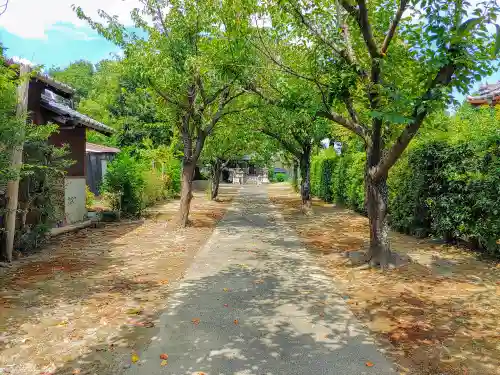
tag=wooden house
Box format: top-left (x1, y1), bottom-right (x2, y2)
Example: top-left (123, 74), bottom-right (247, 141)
top-left (85, 142), bottom-right (120, 195)
top-left (28, 73), bottom-right (114, 225)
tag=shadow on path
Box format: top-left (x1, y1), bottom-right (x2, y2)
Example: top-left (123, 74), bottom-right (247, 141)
top-left (53, 185), bottom-right (395, 375)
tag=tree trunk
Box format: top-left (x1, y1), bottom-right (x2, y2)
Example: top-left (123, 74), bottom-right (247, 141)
top-left (179, 159), bottom-right (195, 227)
top-left (210, 158), bottom-right (222, 201)
top-left (291, 159), bottom-right (299, 192)
top-left (178, 122), bottom-right (206, 227)
top-left (299, 146), bottom-right (312, 211)
top-left (366, 175), bottom-right (391, 268)
top-left (3, 64), bottom-right (30, 262)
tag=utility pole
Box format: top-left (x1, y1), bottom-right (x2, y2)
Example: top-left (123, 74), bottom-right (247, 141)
top-left (4, 64), bottom-right (30, 262)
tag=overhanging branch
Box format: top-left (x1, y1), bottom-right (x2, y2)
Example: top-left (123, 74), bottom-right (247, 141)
top-left (381, 0), bottom-right (409, 54)
top-left (371, 62), bottom-right (456, 180)
top-left (259, 128), bottom-right (301, 156)
top-left (148, 78), bottom-right (187, 109)
top-left (286, 0), bottom-right (343, 57)
top-left (343, 95), bottom-right (360, 124)
top-left (317, 109), bottom-right (369, 141)
top-left (252, 29), bottom-right (327, 86)
top-left (0, 0), bottom-right (8, 16)
top-left (340, 0), bottom-right (380, 58)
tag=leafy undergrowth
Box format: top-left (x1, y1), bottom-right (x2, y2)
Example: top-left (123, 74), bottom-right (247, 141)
top-left (0, 185), bottom-right (238, 375)
top-left (268, 183), bottom-right (500, 375)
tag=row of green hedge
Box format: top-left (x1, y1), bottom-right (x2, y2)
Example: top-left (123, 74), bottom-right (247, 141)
top-left (389, 136), bottom-right (500, 254)
top-left (310, 135), bottom-right (500, 255)
top-left (310, 149), bottom-right (365, 213)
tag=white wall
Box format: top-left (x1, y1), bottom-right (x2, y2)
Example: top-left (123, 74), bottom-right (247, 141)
top-left (64, 177), bottom-right (87, 225)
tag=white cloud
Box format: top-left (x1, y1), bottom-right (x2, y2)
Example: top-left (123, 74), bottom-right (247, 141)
top-left (49, 23), bottom-right (99, 41)
top-left (0, 0), bottom-right (142, 39)
top-left (11, 56), bottom-right (35, 66)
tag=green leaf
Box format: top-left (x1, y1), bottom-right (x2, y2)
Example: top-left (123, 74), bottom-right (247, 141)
top-left (457, 18), bottom-right (482, 35)
top-left (495, 24), bottom-right (500, 55)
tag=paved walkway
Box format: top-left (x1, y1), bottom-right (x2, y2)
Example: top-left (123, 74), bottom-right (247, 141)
top-left (126, 185), bottom-right (395, 375)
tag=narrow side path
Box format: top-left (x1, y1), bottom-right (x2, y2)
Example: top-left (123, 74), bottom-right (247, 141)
top-left (128, 185), bottom-right (395, 375)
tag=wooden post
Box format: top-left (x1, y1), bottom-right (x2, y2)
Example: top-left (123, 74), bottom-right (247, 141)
top-left (4, 64), bottom-right (30, 262)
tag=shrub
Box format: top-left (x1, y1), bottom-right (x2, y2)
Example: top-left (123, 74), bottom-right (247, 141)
top-left (85, 185), bottom-right (95, 209)
top-left (275, 172), bottom-right (287, 182)
top-left (142, 169), bottom-right (166, 207)
top-left (389, 136), bottom-right (500, 255)
top-left (331, 153), bottom-right (350, 204)
top-left (163, 158), bottom-right (181, 196)
top-left (101, 151), bottom-right (181, 216)
top-left (101, 152), bottom-right (145, 215)
top-left (310, 149), bottom-right (338, 202)
top-left (344, 152), bottom-right (366, 213)
top-left (270, 171), bottom-right (287, 182)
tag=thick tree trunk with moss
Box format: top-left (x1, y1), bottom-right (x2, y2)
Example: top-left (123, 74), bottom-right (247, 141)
top-left (210, 158), bottom-right (222, 201)
top-left (299, 145), bottom-right (312, 210)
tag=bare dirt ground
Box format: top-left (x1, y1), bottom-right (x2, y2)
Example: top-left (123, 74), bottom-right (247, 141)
top-left (268, 183), bottom-right (500, 375)
top-left (0, 184), bottom-right (239, 375)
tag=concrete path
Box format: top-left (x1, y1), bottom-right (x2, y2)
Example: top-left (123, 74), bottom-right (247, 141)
top-left (126, 185), bottom-right (395, 375)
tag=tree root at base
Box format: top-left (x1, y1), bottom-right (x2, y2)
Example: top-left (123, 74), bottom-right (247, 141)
top-left (347, 249), bottom-right (411, 269)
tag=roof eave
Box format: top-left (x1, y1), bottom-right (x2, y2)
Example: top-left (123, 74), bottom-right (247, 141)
top-left (35, 75), bottom-right (76, 97)
top-left (40, 100), bottom-right (114, 135)
top-left (80, 120), bottom-right (114, 136)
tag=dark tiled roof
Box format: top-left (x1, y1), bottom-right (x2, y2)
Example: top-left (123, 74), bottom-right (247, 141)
top-left (86, 142), bottom-right (120, 153)
top-left (41, 98), bottom-right (114, 135)
top-left (36, 74), bottom-right (76, 96)
top-left (4, 59), bottom-right (76, 96)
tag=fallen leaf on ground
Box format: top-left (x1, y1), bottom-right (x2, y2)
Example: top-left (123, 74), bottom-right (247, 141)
top-left (131, 320), bottom-right (155, 328)
top-left (160, 360), bottom-right (168, 366)
top-left (127, 308), bottom-right (143, 315)
top-left (160, 353), bottom-right (168, 360)
top-left (365, 361), bottom-right (374, 367)
top-left (131, 353), bottom-right (140, 363)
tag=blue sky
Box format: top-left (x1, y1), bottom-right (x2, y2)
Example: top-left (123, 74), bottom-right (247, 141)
top-left (0, 0), bottom-right (498, 103)
top-left (0, 23), bottom-right (121, 69)
top-left (0, 0), bottom-right (140, 68)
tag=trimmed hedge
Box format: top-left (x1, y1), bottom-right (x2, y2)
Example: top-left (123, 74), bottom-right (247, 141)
top-left (310, 149), bottom-right (365, 212)
top-left (311, 136), bottom-right (500, 256)
top-left (343, 152), bottom-right (365, 213)
top-left (310, 149), bottom-right (337, 202)
top-left (389, 136), bottom-right (500, 255)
